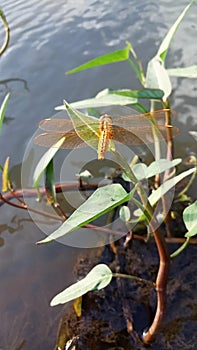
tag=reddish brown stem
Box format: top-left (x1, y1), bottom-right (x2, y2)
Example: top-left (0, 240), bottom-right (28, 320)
top-left (143, 223), bottom-right (170, 343)
top-left (1, 185), bottom-right (197, 244)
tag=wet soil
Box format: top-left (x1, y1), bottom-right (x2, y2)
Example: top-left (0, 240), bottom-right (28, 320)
top-left (54, 238), bottom-right (197, 350)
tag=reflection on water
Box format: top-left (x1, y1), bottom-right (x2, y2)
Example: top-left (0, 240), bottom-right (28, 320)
top-left (0, 205), bottom-right (81, 349)
top-left (0, 0), bottom-right (196, 348)
top-left (0, 77), bottom-right (29, 95)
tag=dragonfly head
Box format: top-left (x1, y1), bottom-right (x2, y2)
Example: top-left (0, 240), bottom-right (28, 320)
top-left (100, 114), bottom-right (113, 124)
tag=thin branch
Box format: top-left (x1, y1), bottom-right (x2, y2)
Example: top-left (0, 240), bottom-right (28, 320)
top-left (113, 272), bottom-right (155, 289)
top-left (0, 184), bottom-right (196, 244)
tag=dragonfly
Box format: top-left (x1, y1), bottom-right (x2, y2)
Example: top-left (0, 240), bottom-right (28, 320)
top-left (34, 109), bottom-right (178, 160)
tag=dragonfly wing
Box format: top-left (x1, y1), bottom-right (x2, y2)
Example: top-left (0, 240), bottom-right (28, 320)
top-left (113, 125), bottom-right (179, 145)
top-left (39, 118), bottom-right (101, 147)
top-left (39, 116), bottom-right (100, 133)
top-left (112, 109), bottom-right (176, 128)
top-left (39, 118), bottom-right (74, 132)
top-left (34, 130), bottom-right (99, 149)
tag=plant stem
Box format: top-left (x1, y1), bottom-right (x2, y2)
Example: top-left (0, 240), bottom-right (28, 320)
top-left (135, 183), bottom-right (170, 343)
top-left (113, 272), bottom-right (155, 289)
top-left (123, 167), bottom-right (170, 342)
top-left (162, 100), bottom-right (174, 163)
top-left (0, 7), bottom-right (10, 56)
top-left (170, 237), bottom-right (190, 258)
top-left (142, 221), bottom-right (170, 343)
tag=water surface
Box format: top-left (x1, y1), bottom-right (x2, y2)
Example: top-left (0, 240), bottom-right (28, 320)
top-left (0, 0), bottom-right (196, 349)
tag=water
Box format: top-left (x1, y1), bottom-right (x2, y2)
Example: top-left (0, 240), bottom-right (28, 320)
top-left (0, 0), bottom-right (196, 349)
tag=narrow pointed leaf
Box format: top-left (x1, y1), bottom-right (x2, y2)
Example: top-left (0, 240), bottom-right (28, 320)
top-left (66, 43), bottom-right (131, 74)
top-left (146, 1), bottom-right (195, 101)
top-left (128, 57), bottom-right (142, 81)
top-left (148, 167), bottom-right (196, 206)
top-left (134, 167), bottom-right (196, 217)
top-left (128, 40), bottom-right (146, 84)
top-left (37, 184), bottom-right (133, 244)
top-left (50, 264), bottom-right (113, 306)
top-left (156, 0), bottom-right (195, 62)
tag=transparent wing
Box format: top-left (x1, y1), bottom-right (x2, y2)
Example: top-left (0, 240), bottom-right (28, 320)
top-left (35, 109), bottom-right (178, 148)
top-left (34, 131), bottom-right (98, 149)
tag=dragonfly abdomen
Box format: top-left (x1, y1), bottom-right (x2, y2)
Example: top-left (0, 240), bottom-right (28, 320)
top-left (98, 115), bottom-right (113, 160)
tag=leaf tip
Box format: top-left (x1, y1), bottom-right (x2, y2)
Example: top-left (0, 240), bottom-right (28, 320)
top-left (50, 298), bottom-right (57, 307)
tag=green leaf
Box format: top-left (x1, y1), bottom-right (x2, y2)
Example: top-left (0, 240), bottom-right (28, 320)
top-left (127, 40), bottom-right (146, 84)
top-left (50, 264), bottom-right (113, 306)
top-left (184, 201), bottom-right (197, 237)
top-left (145, 158), bottom-right (182, 179)
top-left (145, 57), bottom-right (172, 101)
top-left (0, 93), bottom-right (10, 133)
top-left (148, 167), bottom-right (196, 206)
top-left (55, 89), bottom-right (164, 112)
top-left (130, 158), bottom-right (182, 181)
top-left (131, 163), bottom-right (148, 181)
top-left (156, 0), bottom-right (196, 62)
top-left (66, 42), bottom-right (131, 74)
top-left (119, 205), bottom-right (131, 222)
top-left (62, 100), bottom-right (100, 152)
top-left (108, 88), bottom-right (164, 100)
top-left (33, 136), bottom-right (66, 188)
top-left (128, 57), bottom-right (142, 82)
top-left (131, 102), bottom-right (148, 114)
top-left (168, 65), bottom-right (197, 78)
top-left (55, 91), bottom-right (137, 111)
top-left (146, 1), bottom-right (195, 101)
top-left (134, 167), bottom-right (196, 217)
top-left (37, 184), bottom-right (133, 244)
top-left (45, 159), bottom-right (56, 204)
